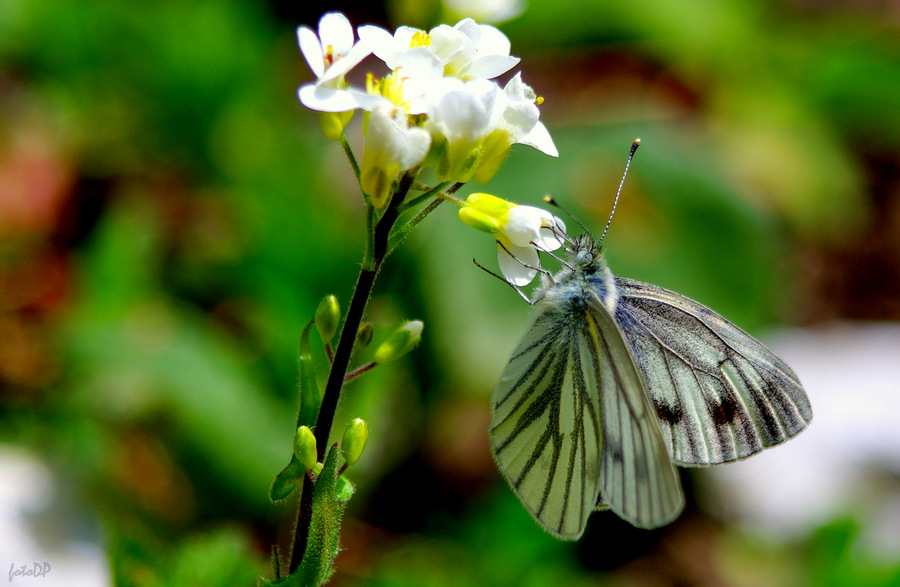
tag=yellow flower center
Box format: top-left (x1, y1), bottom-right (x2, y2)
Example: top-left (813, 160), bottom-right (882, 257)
top-left (366, 72), bottom-right (409, 110)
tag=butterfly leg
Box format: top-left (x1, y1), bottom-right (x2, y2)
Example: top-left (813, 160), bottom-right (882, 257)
top-left (472, 258), bottom-right (533, 304)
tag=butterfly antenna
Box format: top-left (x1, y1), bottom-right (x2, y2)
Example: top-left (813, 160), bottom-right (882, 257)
top-left (598, 138), bottom-right (640, 245)
top-left (542, 194), bottom-right (590, 238)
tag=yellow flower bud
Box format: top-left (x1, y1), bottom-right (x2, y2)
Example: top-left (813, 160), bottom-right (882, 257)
top-left (341, 418), bottom-right (369, 467)
top-left (293, 426), bottom-right (318, 471)
top-left (315, 295), bottom-right (341, 343)
top-left (373, 320), bottom-right (423, 365)
top-left (319, 111), bottom-right (354, 141)
top-left (458, 193), bottom-right (514, 235)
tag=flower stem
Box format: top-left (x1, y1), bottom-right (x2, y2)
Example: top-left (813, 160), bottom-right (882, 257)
top-left (340, 134), bottom-right (361, 181)
top-left (387, 182), bottom-right (465, 255)
top-left (288, 171), bottom-right (416, 575)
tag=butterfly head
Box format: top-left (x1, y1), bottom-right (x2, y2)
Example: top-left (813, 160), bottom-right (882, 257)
top-left (571, 233), bottom-right (601, 269)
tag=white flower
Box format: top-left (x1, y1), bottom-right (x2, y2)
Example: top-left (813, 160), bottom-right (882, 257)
top-left (455, 73), bottom-right (556, 182)
top-left (426, 79), bottom-right (499, 182)
top-left (429, 19), bottom-right (519, 81)
top-left (357, 24), bottom-right (430, 66)
top-left (360, 18), bottom-right (519, 83)
top-left (297, 12), bottom-right (372, 112)
top-left (458, 193), bottom-right (566, 286)
top-left (495, 73), bottom-right (557, 157)
top-left (360, 105), bottom-right (432, 207)
top-left (497, 205), bottom-right (566, 286)
top-left (359, 47), bottom-right (445, 115)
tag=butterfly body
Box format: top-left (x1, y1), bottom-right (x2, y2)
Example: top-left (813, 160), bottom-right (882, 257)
top-left (489, 234), bottom-right (812, 539)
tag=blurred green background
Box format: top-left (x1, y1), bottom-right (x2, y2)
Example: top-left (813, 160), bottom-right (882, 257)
top-left (2, 0), bottom-right (900, 584)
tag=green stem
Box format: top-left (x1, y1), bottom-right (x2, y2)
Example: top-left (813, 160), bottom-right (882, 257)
top-left (339, 134), bottom-right (360, 181)
top-left (288, 171), bottom-right (416, 575)
top-left (398, 181), bottom-right (454, 213)
top-left (387, 182), bottom-right (466, 254)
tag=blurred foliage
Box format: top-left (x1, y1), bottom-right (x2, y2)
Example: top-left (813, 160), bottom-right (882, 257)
top-left (2, 0), bottom-right (900, 584)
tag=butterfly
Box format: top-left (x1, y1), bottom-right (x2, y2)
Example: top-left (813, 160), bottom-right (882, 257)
top-left (488, 182), bottom-right (812, 540)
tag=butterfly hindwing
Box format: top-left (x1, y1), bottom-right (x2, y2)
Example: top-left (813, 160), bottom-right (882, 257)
top-left (613, 277), bottom-right (813, 466)
top-left (585, 294), bottom-right (684, 529)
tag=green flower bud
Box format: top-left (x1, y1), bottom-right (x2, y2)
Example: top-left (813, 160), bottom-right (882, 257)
top-left (373, 320), bottom-right (423, 365)
top-left (356, 322), bottom-right (374, 348)
top-left (315, 295), bottom-right (340, 343)
top-left (341, 418), bottom-right (369, 467)
top-left (293, 426), bottom-right (318, 471)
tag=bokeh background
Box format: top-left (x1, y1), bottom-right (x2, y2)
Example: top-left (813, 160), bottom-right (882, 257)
top-left (2, 0), bottom-right (900, 584)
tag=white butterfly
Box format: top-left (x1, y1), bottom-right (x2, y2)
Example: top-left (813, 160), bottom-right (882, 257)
top-left (489, 232), bottom-right (813, 540)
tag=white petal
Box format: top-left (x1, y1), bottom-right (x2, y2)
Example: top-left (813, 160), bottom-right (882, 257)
top-left (357, 24), bottom-right (396, 61)
top-left (318, 12), bottom-right (355, 56)
top-left (429, 24), bottom-right (468, 66)
top-left (504, 205), bottom-right (545, 246)
top-left (453, 18), bottom-right (481, 42)
top-left (519, 121), bottom-right (558, 157)
top-left (398, 127), bottom-right (432, 169)
top-left (366, 107), bottom-right (431, 170)
top-left (352, 92), bottom-right (388, 112)
top-left (320, 39), bottom-right (372, 83)
top-left (429, 82), bottom-right (497, 141)
top-left (499, 98), bottom-right (539, 140)
top-left (392, 26), bottom-right (423, 50)
top-left (299, 84), bottom-right (366, 112)
top-left (297, 26), bottom-right (325, 78)
top-left (459, 55), bottom-right (520, 81)
top-left (498, 244), bottom-right (538, 286)
top-left (535, 216), bottom-right (567, 251)
top-left (503, 72), bottom-right (529, 100)
top-left (473, 24), bottom-right (512, 57)
top-left (387, 47), bottom-right (444, 98)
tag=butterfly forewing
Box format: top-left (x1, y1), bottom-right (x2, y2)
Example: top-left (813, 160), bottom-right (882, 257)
top-left (490, 310), bottom-right (603, 539)
top-left (614, 277), bottom-right (813, 466)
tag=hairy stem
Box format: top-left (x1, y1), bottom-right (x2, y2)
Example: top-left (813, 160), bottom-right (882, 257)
top-left (288, 171), bottom-right (416, 574)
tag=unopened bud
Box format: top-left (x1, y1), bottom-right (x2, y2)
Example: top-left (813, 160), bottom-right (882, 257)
top-left (293, 426), bottom-right (318, 471)
top-left (320, 111), bottom-right (353, 141)
top-left (315, 295), bottom-right (340, 343)
top-left (341, 418), bottom-right (369, 467)
top-left (373, 320), bottom-right (423, 365)
top-left (458, 193), bottom-right (512, 235)
top-left (356, 323), bottom-right (374, 348)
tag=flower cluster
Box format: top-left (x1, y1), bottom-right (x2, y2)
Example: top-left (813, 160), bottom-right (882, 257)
top-left (297, 12), bottom-right (557, 207)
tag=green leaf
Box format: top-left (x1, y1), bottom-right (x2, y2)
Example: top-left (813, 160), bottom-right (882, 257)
top-left (269, 455), bottom-right (306, 503)
top-left (269, 320), bottom-right (323, 503)
top-left (297, 320), bottom-right (322, 429)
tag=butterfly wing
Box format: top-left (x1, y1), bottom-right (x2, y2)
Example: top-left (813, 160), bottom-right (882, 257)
top-left (490, 293), bottom-right (683, 538)
top-left (490, 308), bottom-right (603, 539)
top-left (614, 277), bottom-right (813, 466)
top-left (585, 293), bottom-right (684, 529)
